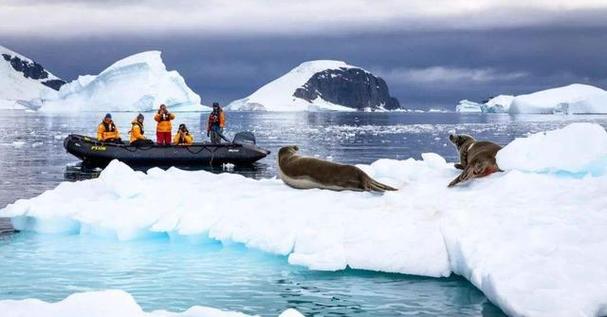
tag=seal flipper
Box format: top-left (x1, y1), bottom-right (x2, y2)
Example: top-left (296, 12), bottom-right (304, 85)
top-left (448, 161), bottom-right (497, 187)
top-left (367, 179), bottom-right (398, 192)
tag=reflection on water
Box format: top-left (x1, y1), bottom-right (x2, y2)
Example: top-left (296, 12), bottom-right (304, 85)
top-left (63, 161), bottom-right (271, 181)
top-left (0, 232), bottom-right (506, 317)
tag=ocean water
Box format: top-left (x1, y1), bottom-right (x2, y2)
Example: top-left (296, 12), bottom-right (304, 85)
top-left (1, 110), bottom-right (607, 316)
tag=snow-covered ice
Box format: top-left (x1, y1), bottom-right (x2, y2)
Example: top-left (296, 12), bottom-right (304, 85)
top-left (497, 123), bottom-right (607, 175)
top-left (0, 290), bottom-right (302, 317)
top-left (457, 84), bottom-right (607, 114)
top-left (38, 51), bottom-right (204, 112)
top-left (456, 97), bottom-right (511, 113)
top-left (485, 95), bottom-right (514, 112)
top-left (509, 84), bottom-right (607, 114)
top-left (226, 60), bottom-right (360, 112)
top-left (455, 99), bottom-right (483, 113)
top-left (2, 123), bottom-right (607, 317)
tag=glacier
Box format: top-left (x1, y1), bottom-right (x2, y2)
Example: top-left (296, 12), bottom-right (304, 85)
top-left (226, 60), bottom-right (364, 112)
top-left (2, 123), bottom-right (607, 317)
top-left (38, 51), bottom-right (204, 112)
top-left (0, 290), bottom-right (303, 317)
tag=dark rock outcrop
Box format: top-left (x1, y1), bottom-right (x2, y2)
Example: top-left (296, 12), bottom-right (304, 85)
top-left (2, 53), bottom-right (65, 91)
top-left (41, 79), bottom-right (66, 90)
top-left (293, 67), bottom-right (400, 110)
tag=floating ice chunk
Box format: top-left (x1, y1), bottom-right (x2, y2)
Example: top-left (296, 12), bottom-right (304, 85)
top-left (0, 289), bottom-right (297, 316)
top-left (497, 123), bottom-right (607, 175)
top-left (277, 309), bottom-right (305, 317)
top-left (455, 99), bottom-right (483, 113)
top-left (11, 141), bottom-right (25, 148)
top-left (2, 125), bottom-right (607, 317)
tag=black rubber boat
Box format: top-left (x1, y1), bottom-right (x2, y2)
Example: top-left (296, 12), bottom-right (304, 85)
top-left (64, 132), bottom-right (270, 167)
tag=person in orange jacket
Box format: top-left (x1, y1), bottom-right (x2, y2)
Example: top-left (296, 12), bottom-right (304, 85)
top-left (207, 102), bottom-right (226, 144)
top-left (129, 113), bottom-right (153, 146)
top-left (96, 113), bottom-right (121, 143)
top-left (173, 124), bottom-right (194, 145)
top-left (154, 104), bottom-right (175, 145)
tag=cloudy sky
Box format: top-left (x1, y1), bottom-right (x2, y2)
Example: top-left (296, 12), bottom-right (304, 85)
top-left (2, 0), bottom-right (607, 108)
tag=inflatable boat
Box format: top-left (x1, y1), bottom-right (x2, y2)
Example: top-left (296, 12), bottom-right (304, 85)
top-left (64, 132), bottom-right (270, 167)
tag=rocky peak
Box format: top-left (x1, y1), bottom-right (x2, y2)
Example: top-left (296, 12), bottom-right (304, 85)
top-left (293, 67), bottom-right (400, 110)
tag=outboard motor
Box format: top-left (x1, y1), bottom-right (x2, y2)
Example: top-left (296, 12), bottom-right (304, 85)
top-left (233, 132), bottom-right (257, 145)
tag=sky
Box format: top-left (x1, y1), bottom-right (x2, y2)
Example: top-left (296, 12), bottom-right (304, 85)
top-left (1, 0), bottom-right (607, 109)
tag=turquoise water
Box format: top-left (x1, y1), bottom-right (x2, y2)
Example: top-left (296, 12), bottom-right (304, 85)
top-left (0, 232), bottom-right (504, 316)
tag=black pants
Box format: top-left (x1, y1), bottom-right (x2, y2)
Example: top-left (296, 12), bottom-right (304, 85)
top-left (130, 139), bottom-right (154, 146)
top-left (104, 138), bottom-right (123, 144)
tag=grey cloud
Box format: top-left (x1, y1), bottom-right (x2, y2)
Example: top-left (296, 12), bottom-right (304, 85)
top-left (2, 1), bottom-right (607, 37)
top-left (2, 26), bottom-right (606, 108)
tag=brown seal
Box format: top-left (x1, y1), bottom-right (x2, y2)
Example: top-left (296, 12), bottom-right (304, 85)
top-left (448, 134), bottom-right (503, 187)
top-left (277, 145), bottom-right (397, 192)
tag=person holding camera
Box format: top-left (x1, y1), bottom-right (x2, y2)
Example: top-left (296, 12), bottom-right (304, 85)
top-left (96, 113), bottom-right (121, 143)
top-left (173, 124), bottom-right (194, 145)
top-left (154, 104), bottom-right (175, 145)
top-left (207, 102), bottom-right (226, 144)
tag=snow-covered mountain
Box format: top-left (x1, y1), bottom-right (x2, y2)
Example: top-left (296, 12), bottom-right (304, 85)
top-left (456, 84), bottom-right (607, 114)
top-left (0, 45), bottom-right (65, 109)
top-left (226, 60), bottom-right (401, 111)
top-left (39, 51), bottom-right (203, 112)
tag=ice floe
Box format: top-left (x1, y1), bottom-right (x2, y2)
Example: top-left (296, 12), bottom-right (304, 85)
top-left (0, 290), bottom-right (302, 317)
top-left (2, 123), bottom-right (607, 317)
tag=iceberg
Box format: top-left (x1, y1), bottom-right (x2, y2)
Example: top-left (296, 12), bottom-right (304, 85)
top-left (2, 124), bottom-right (607, 317)
top-left (484, 95), bottom-right (514, 112)
top-left (508, 84), bottom-right (607, 114)
top-left (458, 84), bottom-right (607, 114)
top-left (455, 97), bottom-right (510, 113)
top-left (455, 99), bottom-right (483, 112)
top-left (0, 290), bottom-right (302, 317)
top-left (38, 51), bottom-right (204, 112)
